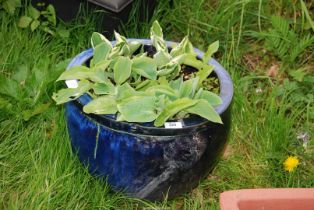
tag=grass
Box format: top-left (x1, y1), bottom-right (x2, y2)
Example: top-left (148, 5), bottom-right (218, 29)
top-left (1, 0), bottom-right (313, 209)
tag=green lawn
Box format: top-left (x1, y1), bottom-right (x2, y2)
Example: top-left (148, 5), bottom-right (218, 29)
top-left (1, 0), bottom-right (313, 209)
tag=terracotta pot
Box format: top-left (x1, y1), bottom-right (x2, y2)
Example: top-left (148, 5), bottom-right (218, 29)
top-left (220, 188), bottom-right (314, 210)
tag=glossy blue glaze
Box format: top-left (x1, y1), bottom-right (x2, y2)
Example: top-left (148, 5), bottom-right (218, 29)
top-left (65, 39), bottom-right (233, 200)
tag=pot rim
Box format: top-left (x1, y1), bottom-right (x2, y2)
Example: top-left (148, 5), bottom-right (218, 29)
top-left (65, 39), bottom-right (233, 131)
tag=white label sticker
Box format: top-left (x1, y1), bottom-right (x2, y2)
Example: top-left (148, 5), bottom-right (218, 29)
top-left (164, 122), bottom-right (183, 129)
top-left (66, 79), bottom-right (78, 88)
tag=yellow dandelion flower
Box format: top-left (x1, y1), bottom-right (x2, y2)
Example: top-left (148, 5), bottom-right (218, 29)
top-left (283, 156), bottom-right (299, 172)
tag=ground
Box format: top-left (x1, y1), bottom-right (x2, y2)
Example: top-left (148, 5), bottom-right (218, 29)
top-left (0, 0), bottom-right (313, 209)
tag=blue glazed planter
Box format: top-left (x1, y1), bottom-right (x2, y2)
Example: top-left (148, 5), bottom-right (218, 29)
top-left (65, 39), bottom-right (233, 200)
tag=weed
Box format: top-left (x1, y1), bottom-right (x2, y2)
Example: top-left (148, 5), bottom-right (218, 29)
top-left (0, 0), bottom-right (20, 14)
top-left (263, 16), bottom-right (314, 64)
top-left (18, 4), bottom-right (56, 34)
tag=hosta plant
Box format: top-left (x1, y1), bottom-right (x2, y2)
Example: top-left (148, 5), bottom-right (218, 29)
top-left (52, 21), bottom-right (222, 127)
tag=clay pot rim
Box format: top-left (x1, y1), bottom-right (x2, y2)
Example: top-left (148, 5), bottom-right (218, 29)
top-left (220, 188), bottom-right (314, 200)
top-left (220, 188), bottom-right (314, 210)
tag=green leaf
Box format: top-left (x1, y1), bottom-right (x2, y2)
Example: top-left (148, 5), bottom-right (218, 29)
top-left (129, 41), bottom-right (142, 55)
top-left (157, 62), bottom-right (180, 78)
top-left (198, 90), bottom-right (222, 106)
top-left (171, 54), bottom-right (188, 65)
top-left (150, 20), bottom-right (167, 51)
top-left (57, 66), bottom-right (90, 81)
top-left (27, 65), bottom-right (49, 103)
top-left (145, 85), bottom-right (178, 100)
top-left (92, 60), bottom-right (111, 71)
top-left (155, 95), bottom-right (168, 113)
top-left (57, 65), bottom-right (108, 83)
top-left (46, 4), bottom-right (56, 26)
top-left (88, 70), bottom-right (109, 83)
top-left (57, 28), bottom-right (70, 38)
top-left (131, 57), bottom-right (157, 80)
top-left (18, 16), bottom-right (32, 28)
top-left (116, 83), bottom-right (137, 100)
top-left (83, 95), bottom-right (117, 114)
top-left (134, 79), bottom-right (149, 90)
top-left (28, 5), bottom-right (40, 19)
top-left (182, 54), bottom-right (214, 80)
top-left (92, 82), bottom-right (115, 95)
top-left (110, 41), bottom-right (130, 58)
top-left (12, 65), bottom-right (29, 83)
top-left (194, 88), bottom-right (203, 99)
top-left (135, 80), bottom-right (158, 91)
top-left (0, 75), bottom-right (20, 100)
top-left (93, 42), bottom-right (111, 64)
top-left (151, 20), bottom-right (163, 37)
top-left (42, 26), bottom-right (55, 35)
top-left (289, 68), bottom-right (307, 82)
top-left (154, 98), bottom-right (197, 127)
top-left (180, 77), bottom-right (199, 98)
top-left (153, 51), bottom-right (171, 67)
top-left (129, 72), bottom-right (141, 86)
top-left (158, 76), bottom-right (169, 85)
top-left (114, 31), bottom-right (127, 43)
top-left (112, 32), bottom-right (132, 56)
top-left (169, 76), bottom-right (183, 90)
top-left (91, 32), bottom-right (112, 48)
top-left (52, 80), bottom-right (91, 105)
top-left (186, 99), bottom-right (222, 124)
top-left (170, 36), bottom-right (195, 57)
top-left (114, 56), bottom-right (132, 85)
top-left (203, 41), bottom-right (219, 64)
top-left (117, 95), bottom-right (157, 122)
top-left (196, 64), bottom-right (214, 87)
top-left (30, 19), bottom-right (40, 31)
top-left (3, 0), bottom-right (21, 14)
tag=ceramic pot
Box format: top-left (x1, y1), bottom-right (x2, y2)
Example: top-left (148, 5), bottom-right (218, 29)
top-left (65, 39), bottom-right (233, 200)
